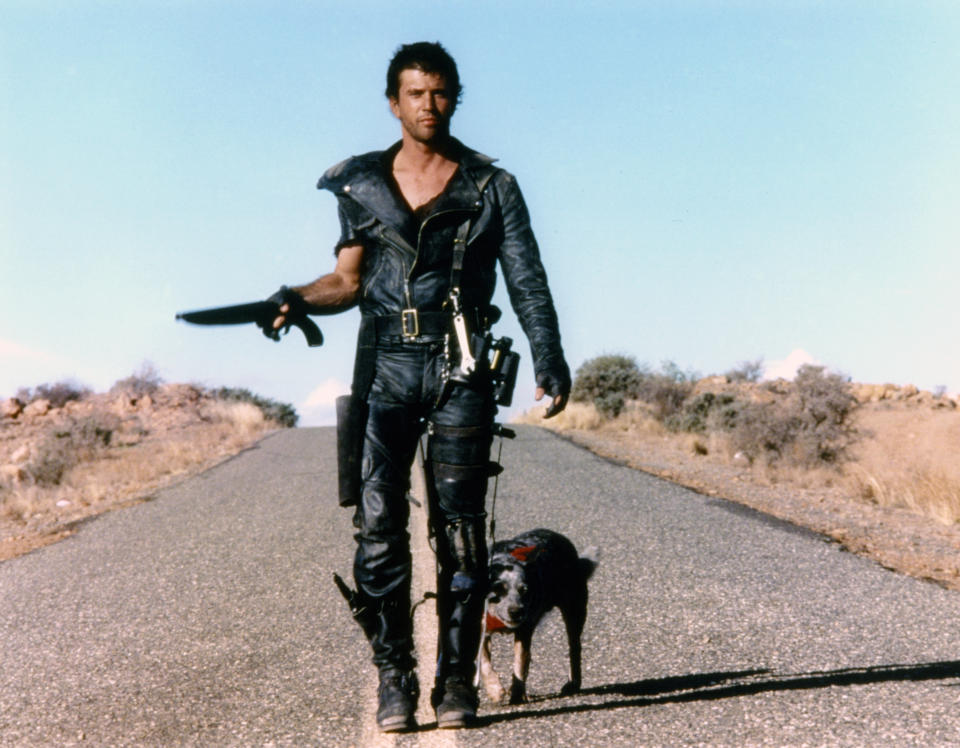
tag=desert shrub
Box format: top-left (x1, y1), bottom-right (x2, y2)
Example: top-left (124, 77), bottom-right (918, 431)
top-left (571, 355), bottom-right (644, 418)
top-left (112, 361), bottom-right (164, 397)
top-left (25, 412), bottom-right (121, 486)
top-left (572, 357), bottom-right (699, 420)
top-left (791, 364), bottom-right (858, 463)
top-left (15, 380), bottom-right (91, 408)
top-left (635, 361), bottom-right (697, 421)
top-left (726, 402), bottom-right (800, 463)
top-left (211, 387), bottom-right (298, 428)
top-left (725, 359), bottom-right (764, 383)
top-left (25, 436), bottom-right (74, 486)
top-left (728, 365), bottom-right (858, 467)
top-left (666, 392), bottom-right (739, 433)
top-left (68, 412), bottom-right (122, 450)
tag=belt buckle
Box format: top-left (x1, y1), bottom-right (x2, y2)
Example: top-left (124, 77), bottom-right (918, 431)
top-left (401, 308), bottom-right (419, 339)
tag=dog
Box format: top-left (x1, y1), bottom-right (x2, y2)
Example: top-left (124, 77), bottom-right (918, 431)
top-left (478, 528), bottom-right (598, 704)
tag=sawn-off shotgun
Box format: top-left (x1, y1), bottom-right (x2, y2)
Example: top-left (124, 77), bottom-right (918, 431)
top-left (176, 300), bottom-right (323, 347)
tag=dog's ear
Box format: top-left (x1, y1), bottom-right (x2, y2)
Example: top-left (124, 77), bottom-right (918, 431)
top-left (509, 545), bottom-right (538, 563)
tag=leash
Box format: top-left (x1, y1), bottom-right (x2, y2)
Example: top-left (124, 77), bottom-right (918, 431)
top-left (488, 423), bottom-right (515, 544)
top-left (489, 432), bottom-right (505, 543)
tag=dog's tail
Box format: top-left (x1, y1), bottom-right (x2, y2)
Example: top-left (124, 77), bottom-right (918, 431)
top-left (578, 546), bottom-right (599, 581)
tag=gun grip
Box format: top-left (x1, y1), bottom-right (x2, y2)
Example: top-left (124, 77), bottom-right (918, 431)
top-left (294, 318), bottom-right (324, 347)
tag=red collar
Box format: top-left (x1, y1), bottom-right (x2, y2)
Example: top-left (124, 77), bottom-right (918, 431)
top-left (485, 612), bottom-right (508, 632)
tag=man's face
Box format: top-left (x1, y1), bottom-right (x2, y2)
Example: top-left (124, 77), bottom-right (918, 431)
top-left (389, 68), bottom-right (455, 144)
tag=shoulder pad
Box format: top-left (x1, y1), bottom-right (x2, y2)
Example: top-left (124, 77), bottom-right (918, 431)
top-left (317, 150), bottom-right (384, 193)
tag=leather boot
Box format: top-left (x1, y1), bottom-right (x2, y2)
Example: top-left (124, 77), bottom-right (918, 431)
top-left (362, 574), bottom-right (416, 670)
top-left (376, 668), bottom-right (419, 733)
top-left (365, 586), bottom-right (418, 731)
top-left (434, 586), bottom-right (484, 727)
top-left (435, 671), bottom-right (478, 728)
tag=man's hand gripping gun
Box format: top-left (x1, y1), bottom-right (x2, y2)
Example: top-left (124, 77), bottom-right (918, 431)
top-left (175, 286), bottom-right (323, 347)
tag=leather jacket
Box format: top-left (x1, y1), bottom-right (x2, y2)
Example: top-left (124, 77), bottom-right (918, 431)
top-left (318, 139), bottom-right (569, 390)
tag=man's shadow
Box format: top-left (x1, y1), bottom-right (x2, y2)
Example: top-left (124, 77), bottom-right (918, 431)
top-left (456, 660), bottom-right (960, 728)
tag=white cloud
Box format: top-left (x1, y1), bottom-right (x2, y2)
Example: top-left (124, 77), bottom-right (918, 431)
top-left (762, 349), bottom-right (821, 381)
top-left (0, 338), bottom-right (58, 362)
top-left (0, 338), bottom-right (74, 397)
top-left (298, 377), bottom-right (351, 426)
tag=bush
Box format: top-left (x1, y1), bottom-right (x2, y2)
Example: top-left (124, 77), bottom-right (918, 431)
top-left (725, 359), bottom-right (764, 383)
top-left (210, 387), bottom-right (298, 428)
top-left (666, 392), bottom-right (739, 433)
top-left (26, 412), bottom-right (121, 486)
top-left (572, 357), bottom-right (699, 420)
top-left (112, 362), bottom-right (164, 397)
top-left (792, 364), bottom-right (858, 463)
top-left (15, 380), bottom-right (91, 408)
top-left (635, 361), bottom-right (698, 421)
top-left (728, 365), bottom-right (858, 467)
top-left (571, 355), bottom-right (644, 418)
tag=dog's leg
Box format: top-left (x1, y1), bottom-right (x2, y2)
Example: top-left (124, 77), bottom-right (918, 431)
top-left (478, 633), bottom-right (505, 703)
top-left (559, 591), bottom-right (588, 696)
top-left (509, 631), bottom-right (532, 704)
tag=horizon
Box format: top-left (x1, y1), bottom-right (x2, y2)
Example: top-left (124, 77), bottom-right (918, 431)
top-left (3, 2), bottom-right (958, 425)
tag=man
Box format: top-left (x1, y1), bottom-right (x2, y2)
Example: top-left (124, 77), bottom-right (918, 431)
top-left (271, 42), bottom-right (569, 731)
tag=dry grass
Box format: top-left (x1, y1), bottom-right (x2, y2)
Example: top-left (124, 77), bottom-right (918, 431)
top-left (517, 399), bottom-right (666, 435)
top-left (1, 422), bottom-right (269, 526)
top-left (0, 385), bottom-right (285, 560)
top-left (518, 397), bottom-right (960, 527)
top-left (845, 405), bottom-right (960, 525)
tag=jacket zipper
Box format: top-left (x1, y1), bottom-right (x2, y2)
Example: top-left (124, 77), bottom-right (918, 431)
top-left (380, 207), bottom-right (478, 310)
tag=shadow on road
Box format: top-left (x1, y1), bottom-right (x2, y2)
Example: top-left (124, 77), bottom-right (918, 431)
top-left (473, 660), bottom-right (960, 727)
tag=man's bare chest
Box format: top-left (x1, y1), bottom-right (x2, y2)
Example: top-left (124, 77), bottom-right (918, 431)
top-left (392, 163), bottom-right (458, 212)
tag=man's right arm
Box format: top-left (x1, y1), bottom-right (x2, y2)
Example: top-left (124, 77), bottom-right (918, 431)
top-left (271, 243), bottom-right (364, 330)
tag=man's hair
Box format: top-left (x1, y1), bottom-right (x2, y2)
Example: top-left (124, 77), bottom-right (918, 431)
top-left (385, 41), bottom-right (462, 105)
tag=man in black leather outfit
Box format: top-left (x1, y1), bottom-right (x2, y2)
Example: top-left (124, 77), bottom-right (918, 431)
top-left (270, 42), bottom-right (570, 731)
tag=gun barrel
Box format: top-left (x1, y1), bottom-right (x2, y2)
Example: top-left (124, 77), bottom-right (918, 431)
top-left (176, 300), bottom-right (323, 347)
top-left (176, 301), bottom-right (274, 326)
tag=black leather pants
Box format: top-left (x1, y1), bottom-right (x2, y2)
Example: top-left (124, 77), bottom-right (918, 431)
top-left (353, 339), bottom-right (494, 677)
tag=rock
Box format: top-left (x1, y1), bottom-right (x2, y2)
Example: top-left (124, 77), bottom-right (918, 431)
top-left (0, 464), bottom-right (26, 484)
top-left (23, 399), bottom-right (51, 417)
top-left (10, 445), bottom-right (30, 463)
top-left (163, 383), bottom-right (203, 405)
top-left (2, 397), bottom-right (24, 419)
top-left (852, 384), bottom-right (885, 403)
top-left (693, 375), bottom-right (729, 395)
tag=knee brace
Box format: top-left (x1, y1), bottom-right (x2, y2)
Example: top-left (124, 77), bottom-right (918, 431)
top-left (438, 516), bottom-right (488, 597)
top-left (426, 422), bottom-right (494, 515)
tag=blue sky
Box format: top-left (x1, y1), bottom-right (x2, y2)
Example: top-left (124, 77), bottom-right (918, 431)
top-left (3, 1), bottom-right (958, 424)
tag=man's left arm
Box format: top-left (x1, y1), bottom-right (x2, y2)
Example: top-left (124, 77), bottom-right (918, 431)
top-left (495, 173), bottom-right (571, 417)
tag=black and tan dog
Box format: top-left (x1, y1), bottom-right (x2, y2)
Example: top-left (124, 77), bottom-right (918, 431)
top-left (478, 528), bottom-right (598, 704)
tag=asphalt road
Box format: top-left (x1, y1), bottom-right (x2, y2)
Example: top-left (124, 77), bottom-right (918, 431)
top-left (3, 426), bottom-right (960, 746)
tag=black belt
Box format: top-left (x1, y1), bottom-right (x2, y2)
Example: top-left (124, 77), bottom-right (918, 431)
top-left (373, 310), bottom-right (449, 339)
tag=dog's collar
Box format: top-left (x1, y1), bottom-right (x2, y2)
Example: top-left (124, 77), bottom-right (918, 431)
top-left (485, 612), bottom-right (509, 632)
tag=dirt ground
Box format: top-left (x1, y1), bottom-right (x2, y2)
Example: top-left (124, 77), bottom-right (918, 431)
top-left (0, 385), bottom-right (278, 562)
top-left (537, 401), bottom-right (960, 591)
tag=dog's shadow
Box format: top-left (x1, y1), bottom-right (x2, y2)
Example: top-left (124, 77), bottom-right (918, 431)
top-left (464, 659), bottom-right (960, 727)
